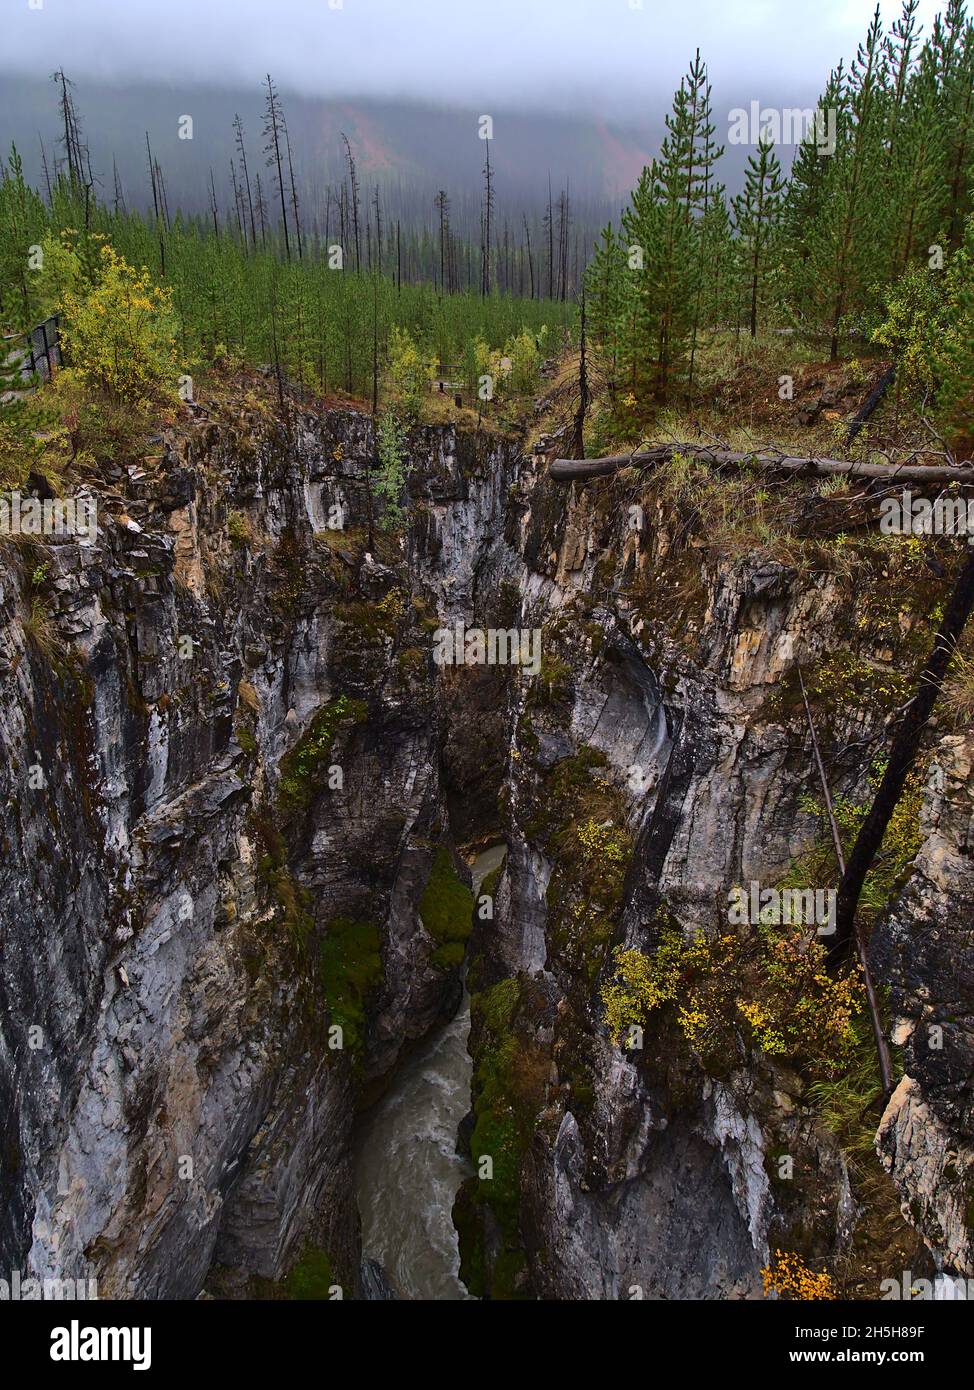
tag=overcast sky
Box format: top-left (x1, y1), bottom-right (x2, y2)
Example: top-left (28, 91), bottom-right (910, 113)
top-left (0, 0), bottom-right (950, 118)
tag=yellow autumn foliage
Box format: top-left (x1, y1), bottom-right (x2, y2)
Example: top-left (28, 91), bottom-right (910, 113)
top-left (386, 325), bottom-right (431, 419)
top-left (601, 926), bottom-right (862, 1072)
top-left (762, 1249), bottom-right (836, 1301)
top-left (59, 242), bottom-right (181, 408)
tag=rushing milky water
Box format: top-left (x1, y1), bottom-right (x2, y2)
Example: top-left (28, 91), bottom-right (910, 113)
top-left (354, 844), bottom-right (506, 1301)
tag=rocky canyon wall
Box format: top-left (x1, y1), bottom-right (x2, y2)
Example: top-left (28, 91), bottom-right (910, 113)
top-left (0, 389), bottom-right (969, 1300)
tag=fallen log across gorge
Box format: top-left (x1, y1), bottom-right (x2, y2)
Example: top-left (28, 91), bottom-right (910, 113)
top-left (549, 443), bottom-right (974, 485)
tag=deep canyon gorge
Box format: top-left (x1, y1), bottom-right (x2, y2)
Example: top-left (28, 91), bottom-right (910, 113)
top-left (0, 391), bottom-right (972, 1301)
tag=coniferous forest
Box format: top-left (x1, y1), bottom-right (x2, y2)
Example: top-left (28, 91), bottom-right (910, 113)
top-left (2, 1), bottom-right (972, 440)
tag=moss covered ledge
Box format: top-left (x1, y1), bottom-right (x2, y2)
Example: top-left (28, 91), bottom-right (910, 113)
top-left (418, 846), bottom-right (475, 969)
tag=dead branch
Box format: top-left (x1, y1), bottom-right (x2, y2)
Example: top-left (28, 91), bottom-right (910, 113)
top-left (833, 548), bottom-right (974, 963)
top-left (845, 365), bottom-right (896, 447)
top-left (797, 668), bottom-right (895, 1099)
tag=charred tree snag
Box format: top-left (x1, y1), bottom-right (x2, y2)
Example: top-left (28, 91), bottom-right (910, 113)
top-left (566, 292), bottom-right (589, 461)
top-left (833, 548), bottom-right (974, 964)
top-left (846, 365), bottom-right (896, 447)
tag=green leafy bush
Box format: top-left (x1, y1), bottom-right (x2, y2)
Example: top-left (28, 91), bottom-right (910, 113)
top-left (872, 265), bottom-right (944, 395)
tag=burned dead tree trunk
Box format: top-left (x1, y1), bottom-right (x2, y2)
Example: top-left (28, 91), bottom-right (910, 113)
top-left (846, 365), bottom-right (896, 447)
top-left (833, 548), bottom-right (974, 961)
top-left (566, 292), bottom-right (589, 461)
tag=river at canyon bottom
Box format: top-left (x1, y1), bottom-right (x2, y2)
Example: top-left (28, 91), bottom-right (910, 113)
top-left (354, 843), bottom-right (506, 1300)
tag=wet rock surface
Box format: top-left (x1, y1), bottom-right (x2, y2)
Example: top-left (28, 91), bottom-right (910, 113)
top-left (0, 390), bottom-right (968, 1299)
top-left (0, 402), bottom-right (519, 1298)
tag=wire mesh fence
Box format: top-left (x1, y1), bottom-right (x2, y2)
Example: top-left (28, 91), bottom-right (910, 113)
top-left (1, 315), bottom-right (62, 389)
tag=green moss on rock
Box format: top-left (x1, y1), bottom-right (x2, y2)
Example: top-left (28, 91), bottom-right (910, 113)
top-left (419, 847), bottom-right (474, 961)
top-left (431, 939), bottom-right (466, 970)
top-left (318, 915), bottom-right (383, 1056)
top-left (396, 646), bottom-right (426, 679)
top-left (282, 1244), bottom-right (337, 1300)
top-left (456, 976), bottom-right (547, 1299)
top-left (236, 725), bottom-right (257, 755)
top-left (278, 696), bottom-right (367, 813)
top-left (252, 816), bottom-right (314, 956)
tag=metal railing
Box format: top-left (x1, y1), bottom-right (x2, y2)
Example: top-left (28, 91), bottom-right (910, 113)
top-left (1, 315), bottom-right (62, 388)
top-left (429, 361), bottom-right (464, 395)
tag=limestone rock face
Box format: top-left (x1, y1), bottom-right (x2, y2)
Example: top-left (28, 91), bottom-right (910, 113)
top-left (0, 404), bottom-right (519, 1299)
top-left (875, 1077), bottom-right (974, 1277)
top-left (1, 392), bottom-right (968, 1301)
top-left (872, 734), bottom-right (974, 1276)
top-left (458, 461), bottom-right (947, 1300)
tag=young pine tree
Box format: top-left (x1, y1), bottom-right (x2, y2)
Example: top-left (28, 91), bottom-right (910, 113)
top-left (805, 8), bottom-right (890, 357)
top-left (585, 223), bottom-right (626, 385)
top-left (618, 65), bottom-right (707, 407)
top-left (681, 50), bottom-right (724, 387)
top-left (781, 67), bottom-right (843, 325)
top-left (931, 0), bottom-right (974, 249)
top-left (699, 188), bottom-right (737, 332)
top-left (886, 40), bottom-right (947, 278)
top-left (732, 135), bottom-right (786, 337)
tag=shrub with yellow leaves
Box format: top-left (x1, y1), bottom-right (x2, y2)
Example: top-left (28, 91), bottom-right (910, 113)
top-left (59, 243), bottom-right (181, 408)
top-left (467, 327), bottom-right (546, 404)
top-left (575, 816), bottom-right (629, 864)
top-left (761, 1249), bottom-right (836, 1300)
top-left (386, 325), bottom-right (431, 420)
top-left (601, 924), bottom-right (862, 1073)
